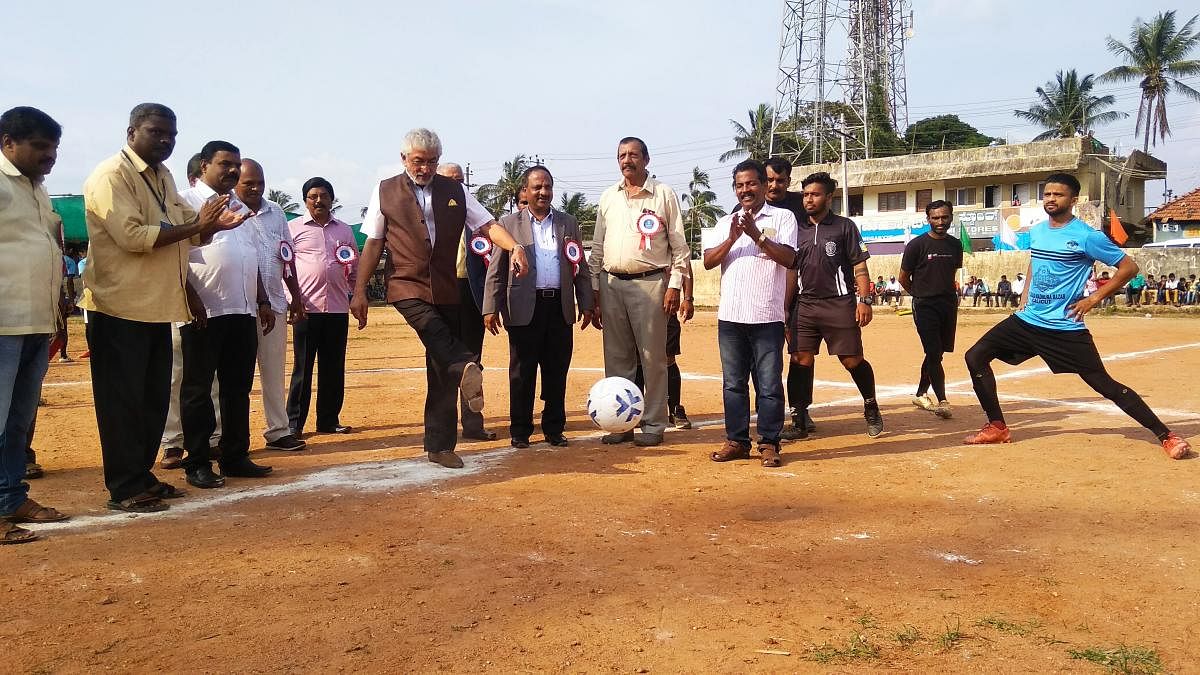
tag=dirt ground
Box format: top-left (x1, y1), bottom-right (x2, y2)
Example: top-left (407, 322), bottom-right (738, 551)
top-left (4, 307), bottom-right (1198, 673)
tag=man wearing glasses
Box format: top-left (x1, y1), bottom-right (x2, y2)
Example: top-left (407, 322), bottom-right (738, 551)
top-left (351, 129), bottom-right (528, 469)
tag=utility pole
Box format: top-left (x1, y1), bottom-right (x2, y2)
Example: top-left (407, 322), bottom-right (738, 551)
top-left (839, 113), bottom-right (850, 216)
top-left (465, 163), bottom-right (476, 190)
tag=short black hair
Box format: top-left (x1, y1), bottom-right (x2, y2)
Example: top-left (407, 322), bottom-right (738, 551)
top-left (186, 153), bottom-right (203, 180)
top-left (800, 171), bottom-right (837, 194)
top-left (0, 106), bottom-right (62, 142)
top-left (764, 157), bottom-right (792, 177)
top-left (1044, 172), bottom-right (1081, 196)
top-left (128, 103), bottom-right (176, 128)
top-left (732, 159), bottom-right (766, 182)
top-left (199, 140), bottom-right (239, 162)
top-left (618, 136), bottom-right (649, 157)
top-left (302, 176), bottom-right (335, 202)
top-left (521, 164), bottom-right (554, 188)
top-left (925, 199), bottom-right (953, 216)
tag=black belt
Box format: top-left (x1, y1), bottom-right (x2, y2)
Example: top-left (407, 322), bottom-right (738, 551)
top-left (609, 268), bottom-right (666, 281)
top-left (536, 288), bottom-right (561, 299)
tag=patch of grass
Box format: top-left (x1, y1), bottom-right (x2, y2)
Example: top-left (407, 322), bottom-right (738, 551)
top-left (854, 613), bottom-right (878, 630)
top-left (804, 632), bottom-right (880, 663)
top-left (894, 625), bottom-right (922, 648)
top-left (976, 616), bottom-right (1042, 637)
top-left (935, 619), bottom-right (966, 652)
top-left (1068, 645), bottom-right (1164, 674)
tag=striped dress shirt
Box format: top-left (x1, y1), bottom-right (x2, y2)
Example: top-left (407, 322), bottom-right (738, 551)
top-left (702, 204), bottom-right (798, 324)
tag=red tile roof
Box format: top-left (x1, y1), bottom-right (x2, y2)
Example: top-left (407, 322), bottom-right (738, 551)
top-left (1147, 186), bottom-right (1200, 222)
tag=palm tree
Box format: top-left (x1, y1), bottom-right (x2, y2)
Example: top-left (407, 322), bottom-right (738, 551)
top-left (475, 155), bottom-right (531, 217)
top-left (1100, 11), bottom-right (1200, 152)
top-left (681, 167), bottom-right (726, 257)
top-left (1012, 70), bottom-right (1127, 141)
top-left (559, 192), bottom-right (598, 241)
top-left (267, 189), bottom-right (300, 212)
top-left (720, 104), bottom-right (774, 162)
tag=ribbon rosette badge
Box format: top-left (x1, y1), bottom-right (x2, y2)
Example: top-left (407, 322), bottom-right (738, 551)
top-left (469, 235), bottom-right (493, 266)
top-left (279, 241), bottom-right (295, 278)
top-left (334, 243), bottom-right (355, 278)
top-left (636, 211), bottom-right (662, 251)
top-left (563, 238), bottom-right (583, 276)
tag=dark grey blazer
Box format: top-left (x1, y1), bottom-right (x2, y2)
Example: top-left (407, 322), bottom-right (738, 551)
top-left (482, 208), bottom-right (594, 326)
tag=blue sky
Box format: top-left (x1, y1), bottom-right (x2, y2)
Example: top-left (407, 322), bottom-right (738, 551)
top-left (5, 0), bottom-right (1197, 216)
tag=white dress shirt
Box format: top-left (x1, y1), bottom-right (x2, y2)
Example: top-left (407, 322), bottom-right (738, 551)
top-left (530, 211), bottom-right (560, 289)
top-left (701, 204), bottom-right (798, 324)
top-left (360, 172), bottom-right (493, 245)
top-left (247, 199), bottom-right (294, 315)
top-left (178, 181), bottom-right (260, 317)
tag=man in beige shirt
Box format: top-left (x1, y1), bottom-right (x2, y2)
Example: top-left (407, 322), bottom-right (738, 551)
top-left (587, 137), bottom-right (690, 446)
top-left (81, 102), bottom-right (245, 513)
top-left (0, 106), bottom-right (70, 543)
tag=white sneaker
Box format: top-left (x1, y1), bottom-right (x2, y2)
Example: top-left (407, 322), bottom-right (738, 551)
top-left (911, 394), bottom-right (936, 411)
top-left (934, 400), bottom-right (953, 419)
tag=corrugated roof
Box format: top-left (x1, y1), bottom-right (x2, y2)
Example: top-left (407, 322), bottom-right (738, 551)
top-left (1146, 186), bottom-right (1200, 223)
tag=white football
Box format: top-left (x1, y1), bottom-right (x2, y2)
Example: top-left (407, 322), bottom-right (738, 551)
top-left (587, 377), bottom-right (644, 433)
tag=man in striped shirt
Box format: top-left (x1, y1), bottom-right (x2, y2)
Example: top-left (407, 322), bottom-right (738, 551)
top-left (704, 160), bottom-right (798, 468)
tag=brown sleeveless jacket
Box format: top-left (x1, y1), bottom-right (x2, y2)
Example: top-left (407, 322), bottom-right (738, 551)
top-left (378, 173), bottom-right (468, 304)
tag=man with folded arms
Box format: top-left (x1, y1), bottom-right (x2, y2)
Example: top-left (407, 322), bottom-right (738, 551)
top-left (82, 103), bottom-right (246, 512)
top-left (351, 128), bottom-right (529, 469)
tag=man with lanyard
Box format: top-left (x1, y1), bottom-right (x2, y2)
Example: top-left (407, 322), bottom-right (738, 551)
top-left (439, 162), bottom-right (497, 442)
top-left (963, 173), bottom-right (1191, 459)
top-left (587, 137), bottom-right (690, 447)
top-left (176, 141), bottom-right (276, 489)
top-left (235, 158), bottom-right (307, 452)
top-left (82, 103), bottom-right (246, 512)
top-left (704, 160), bottom-right (798, 468)
top-left (899, 199), bottom-right (962, 420)
top-left (763, 158), bottom-right (817, 441)
top-left (787, 172), bottom-right (884, 439)
top-left (351, 128), bottom-right (529, 469)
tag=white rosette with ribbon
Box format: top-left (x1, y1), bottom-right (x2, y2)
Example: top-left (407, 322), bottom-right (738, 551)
top-left (563, 238), bottom-right (583, 277)
top-left (279, 240), bottom-right (295, 278)
top-left (469, 235), bottom-right (493, 266)
top-left (334, 243), bottom-right (355, 279)
top-left (636, 211), bottom-right (663, 251)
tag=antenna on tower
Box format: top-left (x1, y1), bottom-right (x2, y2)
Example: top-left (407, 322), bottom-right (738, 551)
top-left (770, 0), bottom-right (912, 163)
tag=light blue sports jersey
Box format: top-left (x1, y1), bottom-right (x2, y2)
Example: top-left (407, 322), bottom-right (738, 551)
top-left (1017, 217), bottom-right (1125, 331)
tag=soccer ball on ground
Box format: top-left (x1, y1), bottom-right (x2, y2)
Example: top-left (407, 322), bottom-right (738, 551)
top-left (587, 377), bottom-right (644, 433)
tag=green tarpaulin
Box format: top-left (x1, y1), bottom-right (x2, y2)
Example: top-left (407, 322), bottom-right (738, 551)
top-left (51, 194), bottom-right (365, 248)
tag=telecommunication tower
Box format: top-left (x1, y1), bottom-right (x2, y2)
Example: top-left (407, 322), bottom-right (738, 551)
top-left (770, 0), bottom-right (913, 162)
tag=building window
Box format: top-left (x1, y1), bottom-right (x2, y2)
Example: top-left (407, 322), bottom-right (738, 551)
top-left (1036, 182), bottom-right (1046, 201)
top-left (1012, 183), bottom-right (1031, 206)
top-left (878, 191), bottom-right (906, 212)
top-left (948, 187), bottom-right (976, 206)
top-left (915, 189), bottom-right (932, 212)
top-left (985, 185), bottom-right (1000, 208)
top-left (849, 194), bottom-right (863, 217)
top-left (832, 196), bottom-right (843, 215)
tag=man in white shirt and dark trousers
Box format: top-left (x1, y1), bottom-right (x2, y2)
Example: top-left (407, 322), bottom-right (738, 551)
top-left (704, 160), bottom-right (799, 468)
top-left (177, 141), bottom-right (275, 489)
top-left (234, 158), bottom-right (307, 451)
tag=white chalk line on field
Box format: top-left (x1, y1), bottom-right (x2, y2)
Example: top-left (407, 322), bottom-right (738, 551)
top-left (27, 342), bottom-right (1198, 535)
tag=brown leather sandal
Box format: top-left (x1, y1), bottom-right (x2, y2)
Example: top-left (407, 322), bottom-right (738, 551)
top-left (4, 498), bottom-right (68, 523)
top-left (759, 443), bottom-right (782, 467)
top-left (1, 521), bottom-right (38, 544)
top-left (710, 441), bottom-right (752, 462)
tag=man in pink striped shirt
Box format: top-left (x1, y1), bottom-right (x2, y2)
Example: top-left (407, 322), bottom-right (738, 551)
top-left (703, 160), bottom-right (799, 468)
top-left (286, 177), bottom-right (357, 437)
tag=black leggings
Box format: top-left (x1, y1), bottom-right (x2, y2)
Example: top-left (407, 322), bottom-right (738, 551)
top-left (965, 346), bottom-right (1170, 440)
top-left (916, 352), bottom-right (946, 402)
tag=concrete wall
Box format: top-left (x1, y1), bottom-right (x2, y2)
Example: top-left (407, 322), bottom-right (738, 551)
top-left (691, 249), bottom-right (1200, 306)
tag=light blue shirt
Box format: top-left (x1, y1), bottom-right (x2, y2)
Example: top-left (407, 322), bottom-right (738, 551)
top-left (530, 211), bottom-right (560, 290)
top-left (1017, 217), bottom-right (1125, 331)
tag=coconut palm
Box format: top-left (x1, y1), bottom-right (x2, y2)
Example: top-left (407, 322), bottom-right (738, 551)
top-left (475, 155), bottom-right (531, 217)
top-left (1012, 70), bottom-right (1127, 141)
top-left (681, 167), bottom-right (726, 257)
top-left (267, 189), bottom-right (300, 212)
top-left (1100, 11), bottom-right (1200, 152)
top-left (720, 104), bottom-right (774, 162)
top-left (559, 192), bottom-right (598, 241)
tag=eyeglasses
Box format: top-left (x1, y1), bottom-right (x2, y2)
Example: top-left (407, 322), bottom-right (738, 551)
top-left (406, 157), bottom-right (439, 168)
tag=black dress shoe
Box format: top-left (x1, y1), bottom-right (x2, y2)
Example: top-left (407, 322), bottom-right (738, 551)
top-left (219, 458), bottom-right (274, 478)
top-left (545, 434), bottom-right (569, 447)
top-left (316, 425), bottom-right (352, 434)
top-left (511, 439), bottom-right (530, 449)
top-left (462, 428), bottom-right (498, 441)
top-left (185, 465), bottom-right (225, 489)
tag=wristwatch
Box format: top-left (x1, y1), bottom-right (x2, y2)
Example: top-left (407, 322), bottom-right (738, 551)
top-left (757, 232), bottom-right (770, 245)
top-left (684, 296), bottom-right (694, 302)
top-left (856, 295), bottom-right (873, 305)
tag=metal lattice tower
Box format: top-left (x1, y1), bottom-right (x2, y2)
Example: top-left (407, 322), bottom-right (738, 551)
top-left (770, 0), bottom-right (912, 162)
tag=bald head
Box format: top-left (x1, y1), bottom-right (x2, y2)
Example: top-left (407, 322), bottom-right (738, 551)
top-left (236, 158), bottom-right (266, 211)
top-left (437, 162), bottom-right (465, 183)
